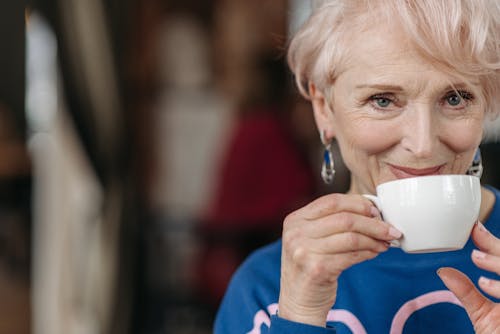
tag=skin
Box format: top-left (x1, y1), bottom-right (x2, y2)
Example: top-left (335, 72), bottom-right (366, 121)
top-left (438, 223), bottom-right (500, 334)
top-left (278, 22), bottom-right (498, 330)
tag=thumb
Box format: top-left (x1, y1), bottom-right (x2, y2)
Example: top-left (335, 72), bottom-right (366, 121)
top-left (437, 267), bottom-right (494, 324)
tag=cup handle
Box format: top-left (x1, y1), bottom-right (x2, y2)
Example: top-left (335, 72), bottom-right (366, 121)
top-left (362, 194), bottom-right (401, 248)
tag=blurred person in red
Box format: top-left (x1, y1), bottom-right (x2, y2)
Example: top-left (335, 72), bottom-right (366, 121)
top-left (195, 54), bottom-right (316, 307)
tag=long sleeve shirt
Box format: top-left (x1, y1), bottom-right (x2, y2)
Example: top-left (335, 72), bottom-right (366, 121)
top-left (215, 187), bottom-right (500, 334)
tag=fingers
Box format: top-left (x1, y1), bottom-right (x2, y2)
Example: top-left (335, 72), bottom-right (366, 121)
top-left (283, 215), bottom-right (391, 272)
top-left (285, 193), bottom-right (400, 242)
top-left (306, 213), bottom-right (401, 241)
top-left (477, 275), bottom-right (500, 300)
top-left (470, 222), bottom-right (500, 298)
top-left (309, 231), bottom-right (390, 254)
top-left (472, 249), bottom-right (500, 277)
top-left (437, 267), bottom-right (494, 324)
top-left (471, 221), bottom-right (500, 256)
top-left (299, 193), bottom-right (377, 221)
top-left (471, 222), bottom-right (500, 299)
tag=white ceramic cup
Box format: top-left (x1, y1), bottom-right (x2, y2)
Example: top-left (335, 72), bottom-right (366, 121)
top-left (364, 174), bottom-right (481, 253)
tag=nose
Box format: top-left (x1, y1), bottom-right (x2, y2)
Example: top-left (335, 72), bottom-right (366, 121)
top-left (400, 106), bottom-right (437, 158)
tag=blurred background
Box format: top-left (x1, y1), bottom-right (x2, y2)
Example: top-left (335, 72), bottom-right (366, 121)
top-left (0, 1), bottom-right (499, 333)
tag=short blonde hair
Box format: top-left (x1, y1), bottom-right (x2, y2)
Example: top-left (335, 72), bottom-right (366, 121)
top-left (288, 0), bottom-right (500, 115)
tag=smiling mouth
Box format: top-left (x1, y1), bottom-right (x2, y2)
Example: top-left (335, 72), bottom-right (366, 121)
top-left (388, 164), bottom-right (445, 179)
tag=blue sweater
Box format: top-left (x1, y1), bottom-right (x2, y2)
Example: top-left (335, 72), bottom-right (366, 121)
top-left (215, 187), bottom-right (500, 334)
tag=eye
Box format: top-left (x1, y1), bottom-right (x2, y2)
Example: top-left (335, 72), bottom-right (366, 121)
top-left (446, 93), bottom-right (461, 106)
top-left (443, 90), bottom-right (474, 108)
top-left (374, 97), bottom-right (391, 108)
top-left (369, 94), bottom-right (396, 109)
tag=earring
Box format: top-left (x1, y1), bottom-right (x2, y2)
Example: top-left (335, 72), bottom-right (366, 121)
top-left (320, 131), bottom-right (335, 184)
top-left (466, 148), bottom-right (483, 178)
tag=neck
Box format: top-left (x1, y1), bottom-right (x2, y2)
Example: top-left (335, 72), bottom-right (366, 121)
top-left (347, 177), bottom-right (374, 195)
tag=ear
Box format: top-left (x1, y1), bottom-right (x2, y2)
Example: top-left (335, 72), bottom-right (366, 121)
top-left (309, 82), bottom-right (335, 141)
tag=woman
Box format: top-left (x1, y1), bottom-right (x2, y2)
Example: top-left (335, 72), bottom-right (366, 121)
top-left (215, 1), bottom-right (500, 333)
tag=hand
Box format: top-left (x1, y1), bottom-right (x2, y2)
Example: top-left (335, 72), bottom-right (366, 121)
top-left (278, 193), bottom-right (402, 327)
top-left (438, 222), bottom-right (500, 334)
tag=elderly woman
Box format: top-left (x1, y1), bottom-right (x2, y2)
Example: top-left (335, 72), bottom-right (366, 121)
top-left (215, 1), bottom-right (500, 333)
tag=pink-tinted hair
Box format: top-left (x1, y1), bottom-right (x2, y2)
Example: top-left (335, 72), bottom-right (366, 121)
top-left (288, 0), bottom-right (500, 115)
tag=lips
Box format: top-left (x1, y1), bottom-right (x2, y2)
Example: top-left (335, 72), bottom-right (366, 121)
top-left (388, 164), bottom-right (444, 179)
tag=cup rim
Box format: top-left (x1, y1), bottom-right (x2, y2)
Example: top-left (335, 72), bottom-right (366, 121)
top-left (376, 174), bottom-right (480, 190)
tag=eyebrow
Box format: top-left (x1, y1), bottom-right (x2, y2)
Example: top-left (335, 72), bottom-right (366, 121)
top-left (355, 82), bottom-right (480, 92)
top-left (355, 84), bottom-right (404, 91)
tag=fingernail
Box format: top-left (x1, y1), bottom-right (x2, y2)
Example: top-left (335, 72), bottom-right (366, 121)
top-left (436, 268), bottom-right (442, 275)
top-left (472, 249), bottom-right (486, 260)
top-left (477, 221), bottom-right (489, 234)
top-left (390, 239), bottom-right (400, 247)
top-left (389, 227), bottom-right (402, 239)
top-left (479, 276), bottom-right (491, 286)
top-left (370, 206), bottom-right (381, 218)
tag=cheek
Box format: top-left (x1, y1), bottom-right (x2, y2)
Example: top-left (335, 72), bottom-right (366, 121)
top-left (440, 121), bottom-right (483, 153)
top-left (335, 117), bottom-right (483, 161)
top-left (337, 121), bottom-right (400, 155)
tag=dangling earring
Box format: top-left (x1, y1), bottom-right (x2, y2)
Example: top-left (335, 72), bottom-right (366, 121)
top-left (466, 148), bottom-right (483, 178)
top-left (320, 130), bottom-right (335, 184)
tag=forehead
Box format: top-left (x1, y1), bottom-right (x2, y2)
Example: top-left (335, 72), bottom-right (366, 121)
top-left (345, 23), bottom-right (425, 71)
top-left (336, 24), bottom-right (465, 89)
